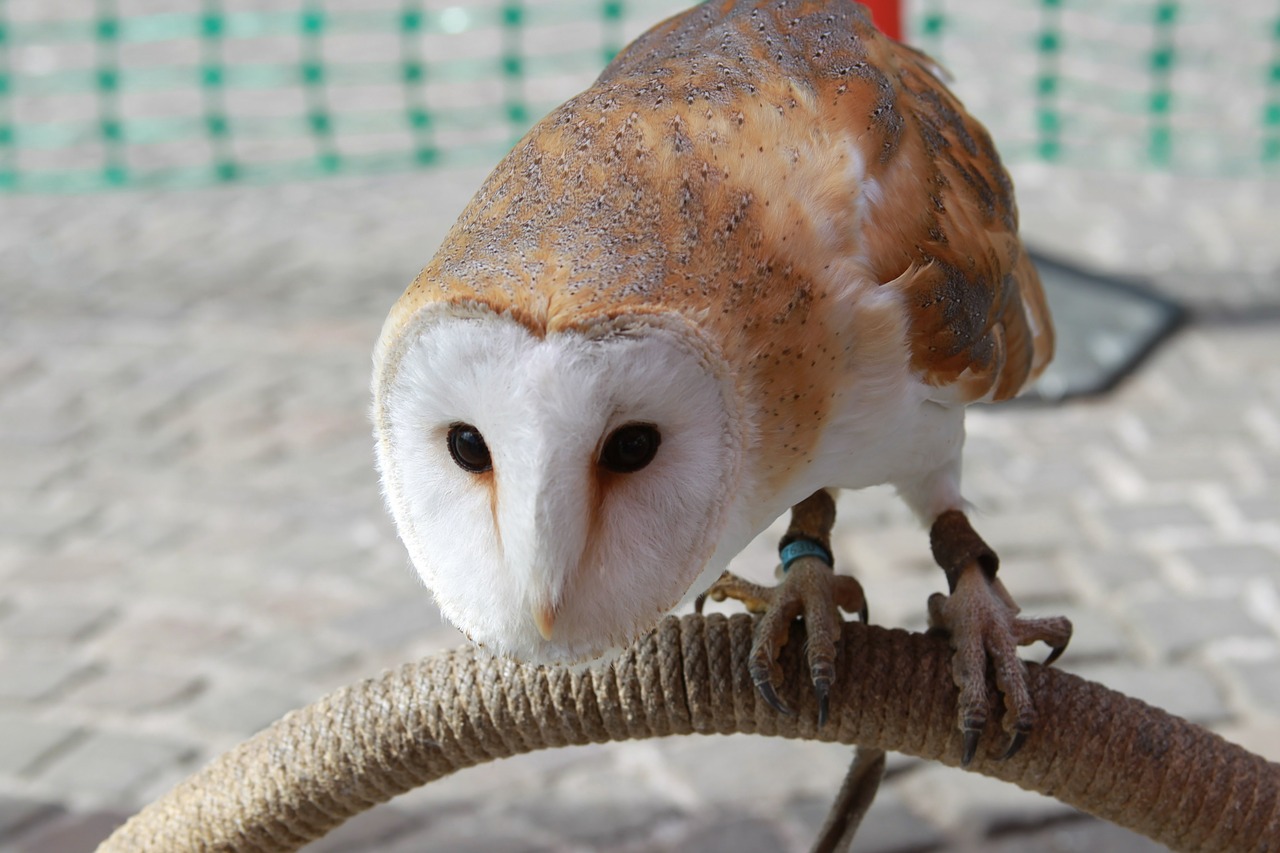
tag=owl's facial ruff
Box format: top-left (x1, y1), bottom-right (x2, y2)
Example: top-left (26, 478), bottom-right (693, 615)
top-left (373, 303), bottom-right (745, 665)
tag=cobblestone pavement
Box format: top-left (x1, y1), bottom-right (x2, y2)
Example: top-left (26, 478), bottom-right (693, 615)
top-left (1, 158), bottom-right (1278, 853)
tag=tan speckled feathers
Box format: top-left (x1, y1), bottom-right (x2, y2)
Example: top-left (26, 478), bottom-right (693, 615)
top-left (385, 0), bottom-right (1051, 405)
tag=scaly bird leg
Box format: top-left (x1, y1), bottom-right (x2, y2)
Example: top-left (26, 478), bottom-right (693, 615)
top-left (696, 489), bottom-right (867, 725)
top-left (808, 746), bottom-right (886, 853)
top-left (696, 490), bottom-right (880, 853)
top-left (926, 509), bottom-right (1073, 766)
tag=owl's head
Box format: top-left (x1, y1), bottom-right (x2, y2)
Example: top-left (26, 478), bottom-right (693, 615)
top-left (373, 302), bottom-right (746, 665)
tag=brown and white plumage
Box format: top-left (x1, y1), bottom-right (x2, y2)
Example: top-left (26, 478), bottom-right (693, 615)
top-left (374, 0), bottom-right (1069, 762)
top-left (385, 0), bottom-right (1051, 404)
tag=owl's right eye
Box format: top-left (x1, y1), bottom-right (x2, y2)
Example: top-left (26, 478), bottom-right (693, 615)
top-left (447, 423), bottom-right (492, 473)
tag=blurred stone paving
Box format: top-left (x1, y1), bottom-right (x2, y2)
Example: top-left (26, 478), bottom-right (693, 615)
top-left (0, 171), bottom-right (1277, 853)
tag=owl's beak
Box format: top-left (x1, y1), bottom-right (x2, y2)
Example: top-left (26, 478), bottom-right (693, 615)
top-left (533, 601), bottom-right (557, 640)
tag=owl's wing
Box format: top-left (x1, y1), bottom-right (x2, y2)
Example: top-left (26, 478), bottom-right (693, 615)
top-left (859, 39), bottom-right (1053, 405)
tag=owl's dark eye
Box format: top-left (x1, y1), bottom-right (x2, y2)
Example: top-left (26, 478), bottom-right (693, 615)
top-left (600, 423), bottom-right (661, 474)
top-left (447, 423), bottom-right (492, 473)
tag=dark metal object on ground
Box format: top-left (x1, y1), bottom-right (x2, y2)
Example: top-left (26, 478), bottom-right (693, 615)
top-left (1023, 251), bottom-right (1186, 403)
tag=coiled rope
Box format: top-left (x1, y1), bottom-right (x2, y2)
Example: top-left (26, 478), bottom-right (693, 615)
top-left (97, 614), bottom-right (1280, 852)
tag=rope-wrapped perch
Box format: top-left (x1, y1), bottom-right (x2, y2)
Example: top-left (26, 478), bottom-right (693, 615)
top-left (97, 614), bottom-right (1280, 852)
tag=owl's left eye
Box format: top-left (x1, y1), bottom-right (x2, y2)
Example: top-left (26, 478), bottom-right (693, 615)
top-left (600, 423), bottom-right (661, 474)
top-left (447, 423), bottom-right (492, 473)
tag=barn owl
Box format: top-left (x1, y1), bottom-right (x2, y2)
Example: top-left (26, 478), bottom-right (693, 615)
top-left (373, 0), bottom-right (1072, 764)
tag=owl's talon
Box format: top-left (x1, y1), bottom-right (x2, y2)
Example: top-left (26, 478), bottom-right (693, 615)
top-left (961, 729), bottom-right (982, 767)
top-left (702, 560), bottom-right (865, 724)
top-left (753, 675), bottom-right (796, 717)
top-left (814, 677), bottom-right (831, 728)
top-left (1002, 730), bottom-right (1028, 761)
top-left (700, 492), bottom-right (866, 725)
top-left (929, 560), bottom-right (1074, 766)
top-left (700, 570), bottom-right (773, 614)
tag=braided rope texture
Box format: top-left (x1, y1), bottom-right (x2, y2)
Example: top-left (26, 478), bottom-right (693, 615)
top-left (97, 613), bottom-right (1280, 852)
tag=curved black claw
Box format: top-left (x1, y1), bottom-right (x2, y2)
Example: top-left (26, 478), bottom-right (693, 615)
top-left (961, 728), bottom-right (982, 767)
top-left (754, 675), bottom-right (796, 717)
top-left (693, 592), bottom-right (708, 615)
top-left (814, 676), bottom-right (831, 728)
top-left (1018, 615), bottom-right (1073, 667)
top-left (1001, 730), bottom-right (1028, 761)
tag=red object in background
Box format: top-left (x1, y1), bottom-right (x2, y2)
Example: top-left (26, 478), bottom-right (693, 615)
top-left (861, 0), bottom-right (902, 40)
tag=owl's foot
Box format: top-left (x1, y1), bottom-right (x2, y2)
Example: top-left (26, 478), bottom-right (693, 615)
top-left (927, 510), bottom-right (1072, 766)
top-left (695, 490), bottom-right (867, 725)
top-left (697, 561), bottom-right (867, 724)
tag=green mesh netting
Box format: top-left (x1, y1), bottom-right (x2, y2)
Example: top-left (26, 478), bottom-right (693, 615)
top-left (918, 0), bottom-right (1280, 177)
top-left (0, 0), bottom-right (1277, 193)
